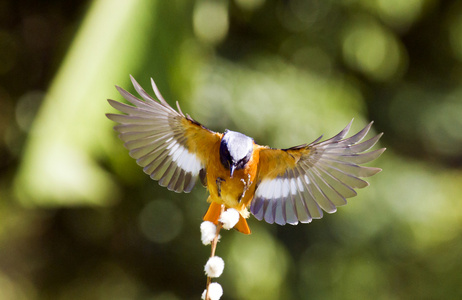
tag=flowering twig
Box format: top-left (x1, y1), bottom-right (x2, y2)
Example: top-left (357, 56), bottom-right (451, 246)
top-left (201, 205), bottom-right (240, 300)
top-left (205, 222), bottom-right (223, 300)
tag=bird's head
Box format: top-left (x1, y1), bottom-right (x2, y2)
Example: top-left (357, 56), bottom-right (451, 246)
top-left (220, 130), bottom-right (254, 178)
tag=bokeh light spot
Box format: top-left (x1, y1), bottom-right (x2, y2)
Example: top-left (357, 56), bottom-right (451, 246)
top-left (376, 0), bottom-right (426, 30)
top-left (422, 95), bottom-right (462, 157)
top-left (226, 227), bottom-right (288, 300)
top-left (138, 199), bottom-right (183, 244)
top-left (0, 271), bottom-right (36, 300)
top-left (193, 1), bottom-right (229, 45)
top-left (235, 0), bottom-right (265, 12)
top-left (15, 91), bottom-right (44, 132)
top-left (342, 18), bottom-right (407, 81)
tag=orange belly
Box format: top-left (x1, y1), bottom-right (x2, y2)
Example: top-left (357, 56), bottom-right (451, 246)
top-left (205, 144), bottom-right (260, 218)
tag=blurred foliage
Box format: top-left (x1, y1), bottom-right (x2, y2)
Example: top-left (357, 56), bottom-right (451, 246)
top-left (1, 0), bottom-right (462, 299)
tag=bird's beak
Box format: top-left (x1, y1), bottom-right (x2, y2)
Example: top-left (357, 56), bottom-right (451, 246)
top-left (230, 164), bottom-right (236, 178)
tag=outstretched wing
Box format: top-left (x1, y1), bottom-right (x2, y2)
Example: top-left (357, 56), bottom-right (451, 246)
top-left (107, 75), bottom-right (221, 193)
top-left (252, 120), bottom-right (385, 225)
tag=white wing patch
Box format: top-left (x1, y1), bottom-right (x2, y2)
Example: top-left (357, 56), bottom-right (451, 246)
top-left (171, 145), bottom-right (202, 175)
top-left (252, 175), bottom-right (322, 225)
top-left (107, 76), bottom-right (205, 193)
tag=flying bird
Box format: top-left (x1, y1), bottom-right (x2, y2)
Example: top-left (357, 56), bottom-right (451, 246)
top-left (107, 76), bottom-right (385, 234)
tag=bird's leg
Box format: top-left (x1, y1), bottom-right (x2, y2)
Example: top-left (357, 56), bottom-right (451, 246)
top-left (238, 174), bottom-right (252, 203)
top-left (216, 177), bottom-right (225, 197)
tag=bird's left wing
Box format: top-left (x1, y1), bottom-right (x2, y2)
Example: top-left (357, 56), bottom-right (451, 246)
top-left (107, 76), bottom-right (222, 193)
top-left (252, 121), bottom-right (385, 225)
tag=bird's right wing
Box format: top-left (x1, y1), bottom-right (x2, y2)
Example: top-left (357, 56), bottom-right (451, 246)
top-left (107, 76), bottom-right (222, 193)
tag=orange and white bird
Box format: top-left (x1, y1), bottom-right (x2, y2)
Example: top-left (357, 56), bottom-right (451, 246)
top-left (107, 76), bottom-right (385, 234)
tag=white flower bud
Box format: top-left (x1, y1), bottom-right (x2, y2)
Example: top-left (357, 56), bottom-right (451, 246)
top-left (201, 282), bottom-right (223, 300)
top-left (200, 221), bottom-right (219, 245)
top-left (219, 208), bottom-right (240, 230)
top-left (204, 256), bottom-right (225, 278)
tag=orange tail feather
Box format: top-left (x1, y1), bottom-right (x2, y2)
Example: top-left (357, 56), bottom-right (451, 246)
top-left (203, 202), bottom-right (252, 235)
top-left (203, 201), bottom-right (223, 224)
top-left (234, 214), bottom-right (251, 235)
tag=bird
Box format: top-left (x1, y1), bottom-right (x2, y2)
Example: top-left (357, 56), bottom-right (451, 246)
top-left (106, 75), bottom-right (385, 234)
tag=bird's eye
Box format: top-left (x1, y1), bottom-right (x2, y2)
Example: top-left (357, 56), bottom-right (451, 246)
top-left (219, 142), bottom-right (232, 169)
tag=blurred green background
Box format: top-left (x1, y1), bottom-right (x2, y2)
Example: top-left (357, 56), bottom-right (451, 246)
top-left (2, 0), bottom-right (462, 299)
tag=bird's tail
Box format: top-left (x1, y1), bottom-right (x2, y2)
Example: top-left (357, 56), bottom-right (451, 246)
top-left (203, 201), bottom-right (251, 235)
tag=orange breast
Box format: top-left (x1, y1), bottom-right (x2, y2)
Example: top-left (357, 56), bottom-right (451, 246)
top-left (205, 143), bottom-right (260, 218)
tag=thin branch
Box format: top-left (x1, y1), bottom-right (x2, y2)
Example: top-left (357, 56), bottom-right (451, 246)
top-left (205, 205), bottom-right (225, 300)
